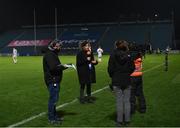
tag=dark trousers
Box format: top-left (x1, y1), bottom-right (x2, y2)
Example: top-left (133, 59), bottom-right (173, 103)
top-left (48, 83), bottom-right (60, 121)
top-left (130, 76), bottom-right (146, 112)
top-left (80, 83), bottom-right (91, 99)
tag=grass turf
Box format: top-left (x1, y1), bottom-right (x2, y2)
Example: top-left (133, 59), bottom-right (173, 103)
top-left (0, 54), bottom-right (180, 127)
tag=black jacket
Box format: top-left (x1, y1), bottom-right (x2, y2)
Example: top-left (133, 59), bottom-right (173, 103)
top-left (108, 49), bottom-right (135, 89)
top-left (76, 51), bottom-right (98, 84)
top-left (43, 49), bottom-right (66, 85)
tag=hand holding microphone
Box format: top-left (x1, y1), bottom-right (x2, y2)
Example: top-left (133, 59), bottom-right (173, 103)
top-left (91, 60), bottom-right (97, 64)
top-left (87, 48), bottom-right (91, 61)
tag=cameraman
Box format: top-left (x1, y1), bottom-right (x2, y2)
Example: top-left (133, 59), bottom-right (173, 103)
top-left (43, 40), bottom-right (68, 124)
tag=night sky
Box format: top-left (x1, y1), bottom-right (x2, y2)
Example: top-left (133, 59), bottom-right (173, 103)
top-left (0, 0), bottom-right (180, 38)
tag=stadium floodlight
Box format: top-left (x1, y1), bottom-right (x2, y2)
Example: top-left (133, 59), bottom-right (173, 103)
top-left (55, 8), bottom-right (58, 40)
top-left (33, 8), bottom-right (37, 55)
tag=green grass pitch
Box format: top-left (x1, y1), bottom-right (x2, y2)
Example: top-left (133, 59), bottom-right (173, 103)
top-left (0, 54), bottom-right (180, 127)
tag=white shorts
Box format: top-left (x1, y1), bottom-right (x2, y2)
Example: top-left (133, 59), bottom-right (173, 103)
top-left (13, 55), bottom-right (17, 58)
top-left (98, 54), bottom-right (102, 58)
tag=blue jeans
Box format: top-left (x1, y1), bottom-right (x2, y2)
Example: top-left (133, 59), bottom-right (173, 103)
top-left (48, 83), bottom-right (60, 121)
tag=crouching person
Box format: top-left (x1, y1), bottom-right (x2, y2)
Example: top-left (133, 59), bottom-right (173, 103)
top-left (108, 40), bottom-right (135, 126)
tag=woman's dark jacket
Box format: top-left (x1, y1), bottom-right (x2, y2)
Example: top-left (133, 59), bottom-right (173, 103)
top-left (108, 49), bottom-right (135, 89)
top-left (76, 50), bottom-right (98, 84)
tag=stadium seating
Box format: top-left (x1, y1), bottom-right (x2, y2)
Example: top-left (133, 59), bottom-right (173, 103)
top-left (0, 30), bottom-right (24, 49)
top-left (100, 23), bottom-right (173, 52)
top-left (0, 21), bottom-right (173, 55)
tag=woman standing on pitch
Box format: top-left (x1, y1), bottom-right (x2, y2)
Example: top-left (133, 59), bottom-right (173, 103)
top-left (108, 40), bottom-right (135, 126)
top-left (76, 41), bottom-right (98, 104)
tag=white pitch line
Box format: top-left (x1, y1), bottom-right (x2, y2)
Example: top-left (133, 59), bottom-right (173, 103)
top-left (7, 112), bottom-right (46, 128)
top-left (92, 86), bottom-right (109, 95)
top-left (7, 63), bottom-right (163, 127)
top-left (7, 86), bottom-right (108, 128)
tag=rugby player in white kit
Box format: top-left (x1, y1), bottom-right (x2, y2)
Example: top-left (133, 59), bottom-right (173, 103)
top-left (12, 48), bottom-right (18, 64)
top-left (97, 46), bottom-right (103, 62)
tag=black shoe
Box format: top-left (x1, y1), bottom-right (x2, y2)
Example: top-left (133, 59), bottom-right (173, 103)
top-left (86, 97), bottom-right (94, 103)
top-left (48, 120), bottom-right (62, 125)
top-left (124, 121), bottom-right (130, 126)
top-left (115, 122), bottom-right (123, 127)
top-left (56, 116), bottom-right (64, 121)
top-left (80, 99), bottom-right (86, 104)
top-left (139, 109), bottom-right (146, 113)
top-left (79, 97), bottom-right (86, 104)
